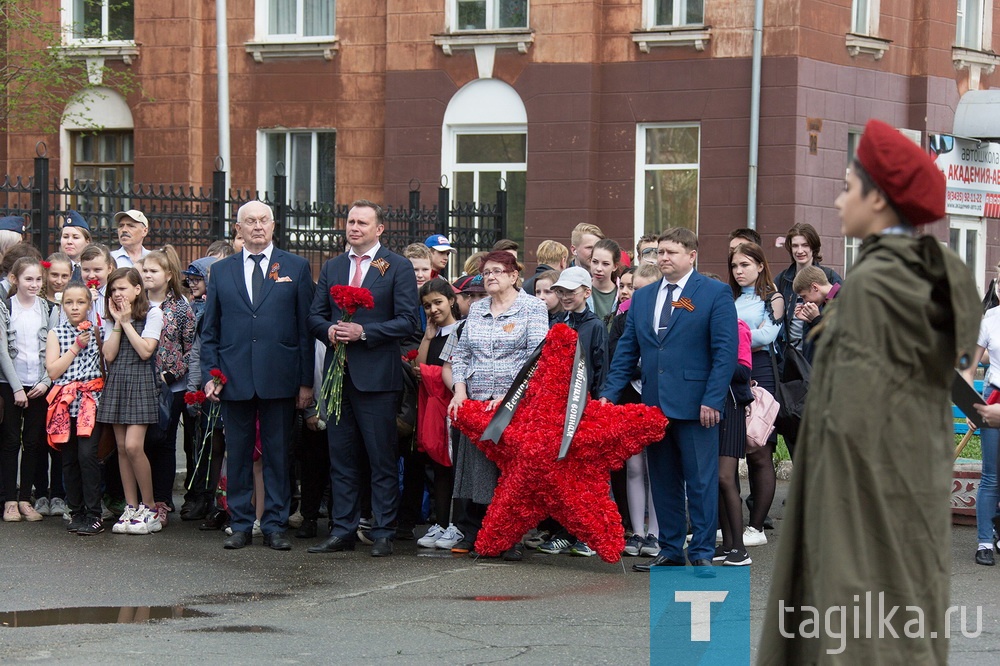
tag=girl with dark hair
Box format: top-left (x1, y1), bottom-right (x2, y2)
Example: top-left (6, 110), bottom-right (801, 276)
top-left (97, 267), bottom-right (163, 535)
top-left (729, 242), bottom-right (783, 548)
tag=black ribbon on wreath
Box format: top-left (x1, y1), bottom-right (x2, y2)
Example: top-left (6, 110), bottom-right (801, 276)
top-left (480, 333), bottom-right (590, 461)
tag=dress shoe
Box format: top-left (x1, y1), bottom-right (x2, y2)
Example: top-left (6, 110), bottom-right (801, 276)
top-left (223, 531), bottom-right (251, 549)
top-left (307, 535), bottom-right (355, 553)
top-left (264, 531), bottom-right (292, 551)
top-left (371, 537), bottom-right (393, 557)
top-left (181, 496), bottom-right (210, 522)
top-left (976, 548), bottom-right (995, 566)
top-left (632, 554), bottom-right (685, 572)
top-left (295, 519), bottom-right (317, 539)
top-left (199, 509), bottom-right (227, 531)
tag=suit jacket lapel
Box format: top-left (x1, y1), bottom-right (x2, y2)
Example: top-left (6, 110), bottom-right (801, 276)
top-left (361, 246), bottom-right (389, 289)
top-left (230, 255), bottom-right (252, 309)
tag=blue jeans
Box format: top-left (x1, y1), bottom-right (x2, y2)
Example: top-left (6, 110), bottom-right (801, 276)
top-left (977, 386), bottom-right (999, 544)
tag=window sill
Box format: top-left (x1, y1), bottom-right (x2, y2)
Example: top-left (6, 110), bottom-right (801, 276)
top-left (244, 38), bottom-right (340, 63)
top-left (952, 46), bottom-right (1000, 73)
top-left (59, 41), bottom-right (140, 65)
top-left (433, 29), bottom-right (533, 56)
top-left (631, 26), bottom-right (712, 53)
top-left (845, 33), bottom-right (891, 60)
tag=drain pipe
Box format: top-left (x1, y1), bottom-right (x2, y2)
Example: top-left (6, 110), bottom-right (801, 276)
top-left (217, 0), bottom-right (231, 192)
top-left (747, 0), bottom-right (764, 230)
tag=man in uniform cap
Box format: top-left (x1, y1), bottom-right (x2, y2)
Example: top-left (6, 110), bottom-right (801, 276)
top-left (759, 119), bottom-right (982, 663)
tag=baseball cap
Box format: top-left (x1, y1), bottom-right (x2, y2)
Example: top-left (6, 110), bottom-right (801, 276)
top-left (114, 210), bottom-right (149, 227)
top-left (452, 274), bottom-right (486, 294)
top-left (183, 256), bottom-right (219, 280)
top-left (425, 235), bottom-right (456, 253)
top-left (552, 266), bottom-right (593, 291)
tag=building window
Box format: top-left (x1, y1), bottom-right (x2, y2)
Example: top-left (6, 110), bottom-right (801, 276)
top-left (259, 130), bottom-right (336, 205)
top-left (851, 0), bottom-right (881, 35)
top-left (843, 129), bottom-right (862, 272)
top-left (452, 131), bottom-right (527, 250)
top-left (69, 130), bottom-right (134, 218)
top-left (635, 124), bottom-right (700, 238)
top-left (957, 0), bottom-right (985, 50)
top-left (453, 0), bottom-right (528, 31)
top-left (265, 0), bottom-right (335, 38)
top-left (647, 0), bottom-right (704, 28)
top-left (66, 0), bottom-right (134, 42)
top-left (950, 217), bottom-right (985, 292)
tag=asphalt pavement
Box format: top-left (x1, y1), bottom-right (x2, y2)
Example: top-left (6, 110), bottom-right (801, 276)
top-left (0, 480), bottom-right (998, 664)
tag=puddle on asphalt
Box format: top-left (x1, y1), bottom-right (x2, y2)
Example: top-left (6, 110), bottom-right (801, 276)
top-left (188, 625), bottom-right (280, 633)
top-left (0, 606), bottom-right (211, 628)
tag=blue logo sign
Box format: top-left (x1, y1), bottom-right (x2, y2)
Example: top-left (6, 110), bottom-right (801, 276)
top-left (650, 567), bottom-right (750, 665)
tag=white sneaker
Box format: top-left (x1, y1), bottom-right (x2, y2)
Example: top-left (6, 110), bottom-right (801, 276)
top-left (33, 497), bottom-right (50, 516)
top-left (434, 524), bottom-right (464, 549)
top-left (101, 502), bottom-right (115, 521)
top-left (127, 504), bottom-right (162, 535)
top-left (49, 497), bottom-right (69, 517)
top-left (716, 529), bottom-right (723, 544)
top-left (113, 505), bottom-right (137, 534)
top-left (252, 519), bottom-right (262, 537)
top-left (743, 525), bottom-right (768, 547)
top-left (417, 524), bottom-right (445, 548)
top-left (288, 509), bottom-right (304, 528)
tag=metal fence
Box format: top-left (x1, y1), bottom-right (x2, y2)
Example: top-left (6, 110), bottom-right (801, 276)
top-left (1, 152), bottom-right (506, 279)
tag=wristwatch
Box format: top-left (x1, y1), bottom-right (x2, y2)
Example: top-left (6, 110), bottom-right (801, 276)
top-left (359, 327), bottom-right (367, 341)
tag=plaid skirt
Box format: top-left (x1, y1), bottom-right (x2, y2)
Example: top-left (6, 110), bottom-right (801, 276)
top-left (96, 337), bottom-right (158, 425)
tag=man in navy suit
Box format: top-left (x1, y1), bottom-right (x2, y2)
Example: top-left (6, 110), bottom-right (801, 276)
top-left (200, 201), bottom-right (315, 551)
top-left (307, 200), bottom-right (420, 557)
top-left (601, 227), bottom-right (737, 571)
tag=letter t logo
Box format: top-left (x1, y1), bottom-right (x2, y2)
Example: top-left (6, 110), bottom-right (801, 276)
top-left (675, 591), bottom-right (729, 641)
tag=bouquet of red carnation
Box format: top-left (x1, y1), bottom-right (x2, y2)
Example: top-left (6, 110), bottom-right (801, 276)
top-left (320, 285), bottom-right (374, 424)
top-left (188, 370), bottom-right (227, 489)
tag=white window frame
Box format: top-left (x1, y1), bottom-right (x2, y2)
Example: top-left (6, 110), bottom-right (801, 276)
top-left (448, 0), bottom-right (530, 32)
top-left (254, 0), bottom-right (336, 40)
top-left (851, 0), bottom-right (880, 36)
top-left (643, 0), bottom-right (704, 29)
top-left (950, 216), bottom-right (987, 294)
top-left (957, 0), bottom-right (986, 51)
top-left (60, 0), bottom-right (135, 45)
top-left (634, 123), bottom-right (701, 240)
top-left (256, 129), bottom-right (336, 208)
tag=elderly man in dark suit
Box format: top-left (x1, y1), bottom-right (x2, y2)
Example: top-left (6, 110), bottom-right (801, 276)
top-left (307, 200), bottom-right (420, 557)
top-left (601, 227), bottom-right (737, 571)
top-left (200, 201), bottom-right (315, 551)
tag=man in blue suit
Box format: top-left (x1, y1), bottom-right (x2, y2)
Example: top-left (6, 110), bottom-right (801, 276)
top-left (200, 201), bottom-right (315, 551)
top-left (601, 227), bottom-right (737, 571)
top-left (307, 200), bottom-right (420, 557)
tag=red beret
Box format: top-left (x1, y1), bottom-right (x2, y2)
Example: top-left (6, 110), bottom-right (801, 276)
top-left (855, 119), bottom-right (945, 226)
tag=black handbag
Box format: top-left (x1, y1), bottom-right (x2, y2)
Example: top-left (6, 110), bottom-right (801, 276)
top-left (769, 343), bottom-right (811, 440)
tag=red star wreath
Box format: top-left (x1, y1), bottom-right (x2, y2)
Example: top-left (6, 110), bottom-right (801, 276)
top-left (454, 324), bottom-right (668, 562)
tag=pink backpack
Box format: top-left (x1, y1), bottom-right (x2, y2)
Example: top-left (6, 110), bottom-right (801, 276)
top-left (745, 381), bottom-right (779, 450)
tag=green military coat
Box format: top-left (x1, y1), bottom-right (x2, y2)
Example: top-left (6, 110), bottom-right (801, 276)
top-left (758, 234), bottom-right (981, 664)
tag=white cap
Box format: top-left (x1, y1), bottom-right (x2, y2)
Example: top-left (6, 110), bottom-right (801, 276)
top-left (114, 209), bottom-right (149, 227)
top-left (552, 266), bottom-right (592, 290)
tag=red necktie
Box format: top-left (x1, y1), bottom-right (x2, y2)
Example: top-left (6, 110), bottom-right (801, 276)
top-left (350, 255), bottom-right (369, 288)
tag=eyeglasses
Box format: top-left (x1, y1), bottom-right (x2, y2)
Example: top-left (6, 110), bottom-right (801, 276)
top-left (182, 277), bottom-right (204, 288)
top-left (481, 268), bottom-right (509, 277)
top-left (240, 217), bottom-right (272, 228)
top-left (640, 248), bottom-right (658, 257)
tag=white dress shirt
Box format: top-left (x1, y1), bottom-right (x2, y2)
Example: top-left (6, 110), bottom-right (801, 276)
top-left (242, 244), bottom-right (274, 301)
top-left (348, 242), bottom-right (381, 286)
top-left (653, 268), bottom-right (694, 333)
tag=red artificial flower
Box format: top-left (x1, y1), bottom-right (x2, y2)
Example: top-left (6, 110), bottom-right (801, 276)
top-left (184, 390), bottom-right (206, 405)
top-left (77, 321), bottom-right (92, 331)
top-left (209, 369), bottom-right (228, 385)
top-left (86, 278), bottom-right (100, 289)
top-left (329, 285), bottom-right (374, 316)
top-left (403, 349), bottom-right (419, 362)
top-left (40, 260), bottom-right (51, 269)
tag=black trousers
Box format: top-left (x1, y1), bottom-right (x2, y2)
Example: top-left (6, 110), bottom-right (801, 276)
top-left (145, 390), bottom-right (184, 506)
top-left (62, 420), bottom-right (103, 519)
top-left (0, 383), bottom-right (48, 502)
top-left (297, 419), bottom-right (330, 521)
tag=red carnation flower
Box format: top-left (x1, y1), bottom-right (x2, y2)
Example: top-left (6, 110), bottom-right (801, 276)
top-left (40, 260), bottom-right (51, 269)
top-left (329, 285), bottom-right (374, 316)
top-left (77, 321), bottom-right (92, 331)
top-left (403, 349), bottom-right (419, 362)
top-left (86, 278), bottom-right (100, 289)
top-left (184, 390), bottom-right (206, 405)
top-left (209, 369), bottom-right (228, 385)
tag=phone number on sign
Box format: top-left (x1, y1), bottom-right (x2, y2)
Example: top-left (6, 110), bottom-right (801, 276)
top-left (947, 191), bottom-right (984, 203)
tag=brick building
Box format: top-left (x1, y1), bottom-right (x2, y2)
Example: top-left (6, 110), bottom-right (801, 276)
top-left (3, 0), bottom-right (999, 283)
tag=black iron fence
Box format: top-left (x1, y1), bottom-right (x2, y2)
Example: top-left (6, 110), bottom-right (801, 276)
top-left (0, 152), bottom-right (506, 279)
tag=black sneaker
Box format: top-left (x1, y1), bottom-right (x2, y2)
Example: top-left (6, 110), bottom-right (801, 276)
top-left (502, 543), bottom-right (524, 561)
top-left (724, 549), bottom-right (751, 566)
top-left (451, 539), bottom-right (474, 554)
top-left (76, 517), bottom-right (105, 536)
top-left (713, 546), bottom-right (733, 562)
top-left (66, 513), bottom-right (87, 533)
